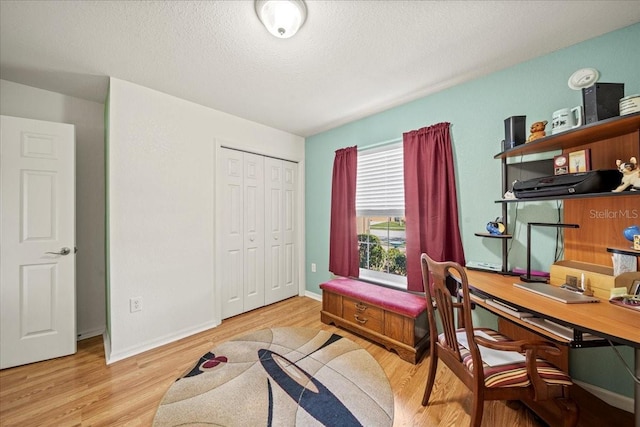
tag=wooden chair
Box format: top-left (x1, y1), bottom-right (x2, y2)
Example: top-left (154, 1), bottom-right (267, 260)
top-left (420, 253), bottom-right (578, 427)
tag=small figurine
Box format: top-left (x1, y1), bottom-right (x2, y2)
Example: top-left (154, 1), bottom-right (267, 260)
top-left (486, 217), bottom-right (506, 235)
top-left (527, 121), bottom-right (548, 142)
top-left (623, 225), bottom-right (640, 242)
top-left (612, 157), bottom-right (640, 192)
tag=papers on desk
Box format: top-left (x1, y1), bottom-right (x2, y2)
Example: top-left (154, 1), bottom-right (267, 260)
top-left (485, 299), bottom-right (534, 319)
top-left (456, 330), bottom-right (526, 367)
top-left (484, 297), bottom-right (602, 343)
top-left (522, 317), bottom-right (600, 341)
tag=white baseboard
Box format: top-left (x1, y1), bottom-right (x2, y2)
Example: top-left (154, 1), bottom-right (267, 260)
top-left (574, 379), bottom-right (634, 413)
top-left (77, 327), bottom-right (105, 341)
top-left (305, 290), bottom-right (322, 301)
top-left (104, 320), bottom-right (220, 364)
top-left (103, 294), bottom-right (324, 364)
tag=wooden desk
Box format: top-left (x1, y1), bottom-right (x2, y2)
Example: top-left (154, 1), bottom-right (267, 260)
top-left (463, 269), bottom-right (640, 426)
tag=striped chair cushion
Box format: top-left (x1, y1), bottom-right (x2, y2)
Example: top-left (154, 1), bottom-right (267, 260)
top-left (439, 328), bottom-right (572, 388)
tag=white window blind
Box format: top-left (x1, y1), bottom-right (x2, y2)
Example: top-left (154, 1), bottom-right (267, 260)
top-left (356, 143), bottom-right (405, 216)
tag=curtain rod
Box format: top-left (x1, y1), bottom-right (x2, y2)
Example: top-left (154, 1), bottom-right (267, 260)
top-left (357, 137), bottom-right (402, 151)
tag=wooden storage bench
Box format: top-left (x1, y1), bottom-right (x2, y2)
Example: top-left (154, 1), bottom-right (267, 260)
top-left (320, 277), bottom-right (429, 363)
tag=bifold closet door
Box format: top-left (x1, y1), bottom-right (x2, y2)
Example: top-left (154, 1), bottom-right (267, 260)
top-left (264, 157), bottom-right (298, 305)
top-left (218, 148), bottom-right (265, 319)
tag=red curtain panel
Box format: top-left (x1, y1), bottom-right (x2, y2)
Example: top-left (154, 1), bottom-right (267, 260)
top-left (329, 146), bottom-right (359, 278)
top-left (403, 123), bottom-right (466, 292)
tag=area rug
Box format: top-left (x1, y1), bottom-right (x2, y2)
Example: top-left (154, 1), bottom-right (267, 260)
top-left (153, 327), bottom-right (394, 426)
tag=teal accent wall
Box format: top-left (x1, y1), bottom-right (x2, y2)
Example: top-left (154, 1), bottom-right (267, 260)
top-left (305, 24), bottom-right (640, 399)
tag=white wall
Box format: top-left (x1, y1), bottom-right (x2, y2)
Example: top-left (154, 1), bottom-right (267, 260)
top-left (0, 79), bottom-right (106, 340)
top-left (106, 78), bottom-right (304, 362)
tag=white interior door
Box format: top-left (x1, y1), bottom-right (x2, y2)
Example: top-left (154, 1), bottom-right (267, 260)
top-left (218, 148), bottom-right (244, 319)
top-left (264, 158), bottom-right (297, 304)
top-left (282, 160), bottom-right (297, 299)
top-left (1, 115), bottom-right (76, 369)
top-left (243, 153), bottom-right (265, 312)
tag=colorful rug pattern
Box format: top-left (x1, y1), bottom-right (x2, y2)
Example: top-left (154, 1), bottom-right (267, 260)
top-left (153, 327), bottom-right (394, 426)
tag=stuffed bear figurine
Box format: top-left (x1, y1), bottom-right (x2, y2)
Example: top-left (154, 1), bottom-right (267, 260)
top-left (612, 157), bottom-right (640, 192)
top-left (527, 121), bottom-right (548, 142)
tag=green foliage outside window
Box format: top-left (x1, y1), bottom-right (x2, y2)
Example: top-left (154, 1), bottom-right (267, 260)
top-left (386, 247), bottom-right (407, 275)
top-left (358, 233), bottom-right (407, 276)
top-left (358, 234), bottom-right (384, 270)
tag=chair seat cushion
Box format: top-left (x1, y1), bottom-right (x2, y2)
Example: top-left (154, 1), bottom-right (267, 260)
top-left (438, 328), bottom-right (573, 388)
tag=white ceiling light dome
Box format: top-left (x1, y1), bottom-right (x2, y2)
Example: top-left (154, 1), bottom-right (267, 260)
top-left (255, 0), bottom-right (307, 39)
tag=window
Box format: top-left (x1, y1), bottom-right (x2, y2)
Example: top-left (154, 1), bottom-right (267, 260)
top-left (356, 143), bottom-right (407, 288)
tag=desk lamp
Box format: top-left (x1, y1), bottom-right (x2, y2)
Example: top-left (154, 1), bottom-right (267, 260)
top-left (521, 222), bottom-right (580, 283)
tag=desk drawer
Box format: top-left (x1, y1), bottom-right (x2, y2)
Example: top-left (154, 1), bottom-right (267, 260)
top-left (343, 298), bottom-right (384, 333)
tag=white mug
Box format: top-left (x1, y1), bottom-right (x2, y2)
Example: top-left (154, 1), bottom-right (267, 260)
top-left (551, 106), bottom-right (583, 135)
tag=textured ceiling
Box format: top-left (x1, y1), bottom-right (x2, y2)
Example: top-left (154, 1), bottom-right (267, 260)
top-left (1, 1), bottom-right (639, 137)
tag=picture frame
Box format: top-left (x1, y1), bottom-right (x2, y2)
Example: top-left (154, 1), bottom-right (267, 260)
top-left (568, 149), bottom-right (591, 173)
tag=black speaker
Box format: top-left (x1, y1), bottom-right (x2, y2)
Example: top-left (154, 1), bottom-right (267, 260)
top-left (504, 116), bottom-right (526, 150)
top-left (582, 83), bottom-right (624, 125)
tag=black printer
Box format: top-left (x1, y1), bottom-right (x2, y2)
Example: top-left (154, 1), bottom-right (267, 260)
top-left (513, 169), bottom-right (623, 198)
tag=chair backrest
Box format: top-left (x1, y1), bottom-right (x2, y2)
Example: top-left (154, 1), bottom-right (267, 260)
top-left (421, 253), bottom-right (483, 377)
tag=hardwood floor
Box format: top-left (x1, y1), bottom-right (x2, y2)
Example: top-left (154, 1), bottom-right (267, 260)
top-left (0, 296), bottom-right (625, 426)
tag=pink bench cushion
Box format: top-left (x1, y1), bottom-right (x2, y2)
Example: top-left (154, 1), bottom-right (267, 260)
top-left (320, 277), bottom-right (427, 318)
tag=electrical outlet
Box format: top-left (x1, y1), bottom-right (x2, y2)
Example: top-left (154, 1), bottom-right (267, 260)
top-left (130, 297), bottom-right (142, 313)
top-left (311, 263), bottom-right (316, 273)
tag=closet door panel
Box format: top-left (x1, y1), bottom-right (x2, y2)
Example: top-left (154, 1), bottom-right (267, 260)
top-left (269, 245), bottom-right (281, 289)
top-left (245, 247), bottom-right (259, 301)
top-left (269, 189), bottom-right (281, 234)
top-left (219, 149), bottom-right (244, 319)
top-left (243, 153), bottom-right (264, 312)
top-left (264, 158), bottom-right (284, 304)
top-left (227, 249), bottom-right (242, 301)
top-left (282, 161), bottom-right (297, 298)
top-left (285, 243), bottom-right (294, 287)
top-left (265, 159), bottom-right (298, 304)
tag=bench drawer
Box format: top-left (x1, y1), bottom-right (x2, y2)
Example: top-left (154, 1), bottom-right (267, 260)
top-left (343, 297), bottom-right (384, 320)
top-left (343, 298), bottom-right (384, 333)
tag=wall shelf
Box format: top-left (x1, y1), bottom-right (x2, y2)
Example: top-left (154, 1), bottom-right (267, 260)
top-left (495, 191), bottom-right (639, 203)
top-left (607, 247), bottom-right (640, 257)
top-left (474, 232), bottom-right (513, 239)
top-left (494, 112), bottom-right (640, 160)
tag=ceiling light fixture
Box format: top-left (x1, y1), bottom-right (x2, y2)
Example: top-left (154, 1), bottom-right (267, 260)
top-left (255, 0), bottom-right (307, 39)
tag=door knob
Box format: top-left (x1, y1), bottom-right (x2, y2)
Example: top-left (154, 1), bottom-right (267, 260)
top-left (46, 247), bottom-right (71, 256)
